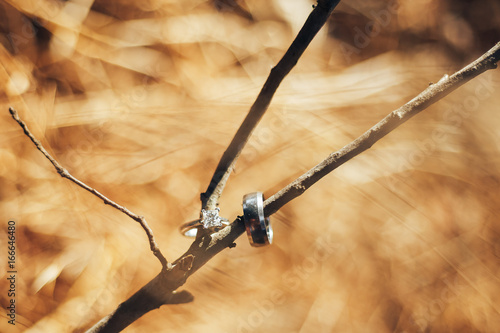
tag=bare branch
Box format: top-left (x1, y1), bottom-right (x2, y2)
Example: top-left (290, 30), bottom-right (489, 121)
top-left (88, 42), bottom-right (500, 331)
top-left (263, 42), bottom-right (500, 216)
top-left (8, 108), bottom-right (169, 270)
top-left (82, 7), bottom-right (500, 333)
top-left (201, 0), bottom-right (342, 211)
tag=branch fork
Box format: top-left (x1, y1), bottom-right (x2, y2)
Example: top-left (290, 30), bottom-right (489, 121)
top-left (9, 107), bottom-right (169, 270)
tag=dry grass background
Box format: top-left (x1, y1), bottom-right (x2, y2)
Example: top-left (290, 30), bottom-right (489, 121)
top-left (1, 0), bottom-right (500, 332)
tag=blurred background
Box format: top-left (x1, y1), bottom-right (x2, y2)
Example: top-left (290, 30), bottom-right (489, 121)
top-left (1, 0), bottom-right (500, 332)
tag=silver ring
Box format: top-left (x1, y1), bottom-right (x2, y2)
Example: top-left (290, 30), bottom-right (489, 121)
top-left (242, 192), bottom-right (273, 247)
top-left (179, 219), bottom-right (204, 237)
top-left (179, 208), bottom-right (229, 237)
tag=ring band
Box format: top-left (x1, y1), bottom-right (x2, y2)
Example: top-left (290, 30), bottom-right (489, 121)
top-left (179, 208), bottom-right (229, 237)
top-left (179, 219), bottom-right (204, 237)
top-left (242, 192), bottom-right (273, 247)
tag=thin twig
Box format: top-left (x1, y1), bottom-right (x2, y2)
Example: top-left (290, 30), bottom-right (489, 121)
top-left (87, 41), bottom-right (499, 332)
top-left (263, 41), bottom-right (500, 216)
top-left (201, 0), bottom-right (342, 211)
top-left (9, 107), bottom-right (169, 270)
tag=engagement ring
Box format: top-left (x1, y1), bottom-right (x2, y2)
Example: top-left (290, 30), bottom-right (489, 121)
top-left (179, 208), bottom-right (230, 237)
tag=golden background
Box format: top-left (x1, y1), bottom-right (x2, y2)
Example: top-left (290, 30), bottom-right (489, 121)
top-left (1, 0), bottom-right (500, 332)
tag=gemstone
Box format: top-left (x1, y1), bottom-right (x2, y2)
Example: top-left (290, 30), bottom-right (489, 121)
top-left (201, 209), bottom-right (223, 228)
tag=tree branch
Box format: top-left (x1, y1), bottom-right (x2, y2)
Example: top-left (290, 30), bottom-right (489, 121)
top-left (8, 107), bottom-right (169, 270)
top-left (201, 0), bottom-right (342, 211)
top-left (86, 41), bottom-right (499, 331)
top-left (264, 41), bottom-right (500, 216)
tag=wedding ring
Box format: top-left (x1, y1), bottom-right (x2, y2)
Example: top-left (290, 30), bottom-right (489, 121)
top-left (242, 192), bottom-right (273, 247)
top-left (179, 208), bottom-right (229, 237)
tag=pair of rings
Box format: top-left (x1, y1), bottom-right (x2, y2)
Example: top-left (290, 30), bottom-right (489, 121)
top-left (179, 192), bottom-right (273, 247)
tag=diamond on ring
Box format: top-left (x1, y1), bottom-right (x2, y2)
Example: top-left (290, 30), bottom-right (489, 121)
top-left (201, 208), bottom-right (223, 228)
top-left (179, 208), bottom-right (230, 237)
